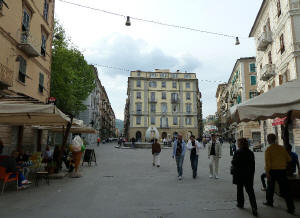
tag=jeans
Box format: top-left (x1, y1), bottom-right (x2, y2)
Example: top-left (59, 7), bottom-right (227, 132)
top-left (237, 183), bottom-right (257, 210)
top-left (9, 172), bottom-right (25, 187)
top-left (266, 170), bottom-right (295, 211)
top-left (190, 154), bottom-right (198, 178)
top-left (175, 155), bottom-right (184, 177)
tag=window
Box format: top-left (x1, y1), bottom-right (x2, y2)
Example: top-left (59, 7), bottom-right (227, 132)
top-left (172, 104), bottom-right (178, 112)
top-left (250, 75), bottom-right (257, 86)
top-left (136, 80), bottom-right (141, 87)
top-left (186, 92), bottom-right (191, 100)
top-left (249, 91), bottom-right (258, 99)
top-left (184, 74), bottom-right (191, 79)
top-left (185, 117), bottom-right (192, 125)
top-left (137, 71), bottom-right (141, 76)
top-left (171, 73), bottom-right (177, 79)
top-left (161, 92), bottom-right (166, 99)
top-left (186, 82), bottom-right (190, 88)
top-left (279, 74), bottom-right (283, 85)
top-left (277, 0), bottom-right (281, 17)
top-left (237, 95), bottom-right (242, 104)
top-left (149, 81), bottom-right (157, 88)
top-left (22, 9), bottom-right (30, 32)
top-left (136, 116), bottom-right (141, 125)
top-left (39, 73), bottom-right (44, 93)
top-left (161, 81), bottom-right (166, 88)
top-left (161, 103), bottom-right (167, 113)
top-left (43, 0), bottom-right (49, 21)
top-left (150, 92), bottom-right (155, 101)
top-left (171, 93), bottom-right (178, 102)
top-left (136, 103), bottom-right (142, 114)
top-left (186, 103), bottom-right (191, 113)
top-left (172, 81), bottom-right (177, 88)
top-left (18, 56), bottom-right (26, 83)
top-left (160, 73), bottom-right (167, 78)
top-left (280, 34), bottom-right (285, 54)
top-left (136, 92), bottom-right (141, 99)
top-left (150, 73), bottom-right (156, 78)
top-left (161, 117), bottom-right (168, 128)
top-left (151, 116), bottom-right (155, 125)
top-left (150, 104), bottom-right (156, 113)
top-left (173, 116), bottom-right (178, 125)
top-left (41, 33), bottom-right (47, 56)
top-left (249, 63), bottom-right (256, 72)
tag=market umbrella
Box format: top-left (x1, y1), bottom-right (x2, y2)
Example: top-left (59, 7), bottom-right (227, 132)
top-left (0, 102), bottom-right (70, 126)
top-left (230, 79), bottom-right (300, 123)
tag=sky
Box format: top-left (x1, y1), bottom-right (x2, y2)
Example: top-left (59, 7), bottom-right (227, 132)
top-left (55, 0), bottom-right (263, 120)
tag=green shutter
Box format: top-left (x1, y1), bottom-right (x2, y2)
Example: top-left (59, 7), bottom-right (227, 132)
top-left (250, 76), bottom-right (256, 85)
top-left (39, 73), bottom-right (44, 86)
top-left (250, 63), bottom-right (256, 72)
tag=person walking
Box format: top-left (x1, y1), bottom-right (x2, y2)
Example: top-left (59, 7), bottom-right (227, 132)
top-left (231, 138), bottom-right (258, 216)
top-left (152, 139), bottom-right (161, 167)
top-left (97, 137), bottom-right (101, 147)
top-left (207, 134), bottom-right (222, 179)
top-left (187, 135), bottom-right (203, 179)
top-left (263, 134), bottom-right (295, 214)
top-left (172, 135), bottom-right (186, 180)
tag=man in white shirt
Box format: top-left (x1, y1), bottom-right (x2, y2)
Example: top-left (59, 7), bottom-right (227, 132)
top-left (207, 134), bottom-right (222, 179)
top-left (186, 135), bottom-right (203, 179)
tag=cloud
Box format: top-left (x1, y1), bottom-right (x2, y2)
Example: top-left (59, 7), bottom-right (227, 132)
top-left (84, 34), bottom-right (202, 76)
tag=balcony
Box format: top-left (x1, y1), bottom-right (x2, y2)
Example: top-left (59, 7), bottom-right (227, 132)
top-left (0, 62), bottom-right (13, 87)
top-left (257, 31), bottom-right (273, 51)
top-left (260, 64), bottom-right (276, 81)
top-left (17, 30), bottom-right (41, 57)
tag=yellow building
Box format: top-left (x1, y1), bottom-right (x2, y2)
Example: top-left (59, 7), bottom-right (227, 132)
top-left (0, 0), bottom-right (54, 102)
top-left (0, 0), bottom-right (55, 154)
top-left (124, 69), bottom-right (202, 142)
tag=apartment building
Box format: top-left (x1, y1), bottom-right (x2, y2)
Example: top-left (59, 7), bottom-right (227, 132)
top-left (124, 69), bottom-right (202, 142)
top-left (249, 0), bottom-right (300, 146)
top-left (217, 57), bottom-right (261, 143)
top-left (0, 0), bottom-right (55, 154)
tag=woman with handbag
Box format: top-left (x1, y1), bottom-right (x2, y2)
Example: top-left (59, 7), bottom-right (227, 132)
top-left (231, 138), bottom-right (257, 216)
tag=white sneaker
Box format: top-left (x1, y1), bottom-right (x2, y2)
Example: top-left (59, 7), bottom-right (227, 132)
top-left (209, 175), bottom-right (213, 178)
top-left (178, 176), bottom-right (182, 180)
top-left (215, 175), bottom-right (219, 179)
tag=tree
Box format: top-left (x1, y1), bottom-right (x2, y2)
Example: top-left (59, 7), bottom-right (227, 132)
top-left (51, 21), bottom-right (96, 150)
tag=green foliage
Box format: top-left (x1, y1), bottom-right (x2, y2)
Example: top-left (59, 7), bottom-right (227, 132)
top-left (51, 21), bottom-right (95, 116)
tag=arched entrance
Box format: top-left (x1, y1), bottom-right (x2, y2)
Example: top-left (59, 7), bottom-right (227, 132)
top-left (136, 131), bottom-right (142, 142)
top-left (162, 132), bottom-right (167, 139)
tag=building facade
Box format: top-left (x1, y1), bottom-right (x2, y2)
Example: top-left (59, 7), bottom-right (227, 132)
top-left (249, 0), bottom-right (300, 147)
top-left (217, 57), bottom-right (261, 143)
top-left (77, 67), bottom-right (116, 144)
top-left (124, 69), bottom-right (202, 142)
top-left (0, 0), bottom-right (55, 154)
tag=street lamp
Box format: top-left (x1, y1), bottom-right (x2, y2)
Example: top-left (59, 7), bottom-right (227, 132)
top-left (125, 16), bottom-right (131, 26)
top-left (235, 37), bottom-right (240, 45)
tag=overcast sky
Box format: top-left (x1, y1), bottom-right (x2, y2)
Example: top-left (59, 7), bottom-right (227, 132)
top-left (55, 0), bottom-right (262, 120)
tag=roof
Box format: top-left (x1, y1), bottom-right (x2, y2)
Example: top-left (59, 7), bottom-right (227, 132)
top-left (249, 0), bottom-right (267, 37)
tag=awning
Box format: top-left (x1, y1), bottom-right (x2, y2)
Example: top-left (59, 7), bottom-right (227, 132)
top-left (0, 102), bottom-right (70, 126)
top-left (230, 79), bottom-right (300, 123)
top-left (50, 126), bottom-right (97, 134)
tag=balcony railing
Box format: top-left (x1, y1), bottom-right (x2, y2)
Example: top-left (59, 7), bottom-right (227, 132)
top-left (260, 64), bottom-right (276, 81)
top-left (17, 30), bottom-right (41, 57)
top-left (257, 31), bottom-right (273, 51)
top-left (0, 62), bottom-right (13, 87)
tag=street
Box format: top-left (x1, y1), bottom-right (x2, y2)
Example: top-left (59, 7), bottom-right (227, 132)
top-left (0, 142), bottom-right (299, 218)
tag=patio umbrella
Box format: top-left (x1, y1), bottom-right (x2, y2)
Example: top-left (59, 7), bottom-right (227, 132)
top-left (0, 102), bottom-right (70, 126)
top-left (230, 79), bottom-right (300, 123)
top-left (230, 79), bottom-right (300, 146)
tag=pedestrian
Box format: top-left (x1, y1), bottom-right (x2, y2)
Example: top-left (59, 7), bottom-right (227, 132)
top-left (172, 134), bottom-right (186, 180)
top-left (187, 135), bottom-right (203, 179)
top-left (263, 134), bottom-right (295, 214)
top-left (131, 137), bottom-right (136, 148)
top-left (286, 144), bottom-right (300, 176)
top-left (219, 136), bottom-right (223, 145)
top-left (207, 134), bottom-right (222, 179)
top-left (97, 137), bottom-right (101, 147)
top-left (231, 138), bottom-right (258, 216)
top-left (152, 138), bottom-right (161, 167)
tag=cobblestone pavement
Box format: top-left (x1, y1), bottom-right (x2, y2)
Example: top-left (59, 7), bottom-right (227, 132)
top-left (0, 143), bottom-right (299, 218)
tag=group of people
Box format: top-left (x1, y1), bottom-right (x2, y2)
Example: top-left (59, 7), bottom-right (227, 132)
top-left (151, 134), bottom-right (222, 180)
top-left (231, 133), bottom-right (297, 216)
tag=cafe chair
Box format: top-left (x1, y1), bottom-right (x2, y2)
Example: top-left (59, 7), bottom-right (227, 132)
top-left (0, 166), bottom-right (18, 193)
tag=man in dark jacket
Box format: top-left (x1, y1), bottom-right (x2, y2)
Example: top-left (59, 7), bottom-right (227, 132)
top-left (152, 139), bottom-right (161, 167)
top-left (231, 138), bottom-right (257, 216)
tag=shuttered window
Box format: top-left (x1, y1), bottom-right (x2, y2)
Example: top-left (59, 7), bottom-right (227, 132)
top-left (249, 63), bottom-right (256, 72)
top-left (41, 34), bottom-right (47, 56)
top-left (39, 73), bottom-right (44, 93)
top-left (18, 56), bottom-right (27, 83)
top-left (43, 0), bottom-right (49, 21)
top-left (22, 10), bottom-right (30, 31)
top-left (250, 75), bottom-right (256, 85)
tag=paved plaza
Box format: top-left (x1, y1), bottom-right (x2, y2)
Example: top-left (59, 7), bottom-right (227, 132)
top-left (0, 143), bottom-right (299, 218)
